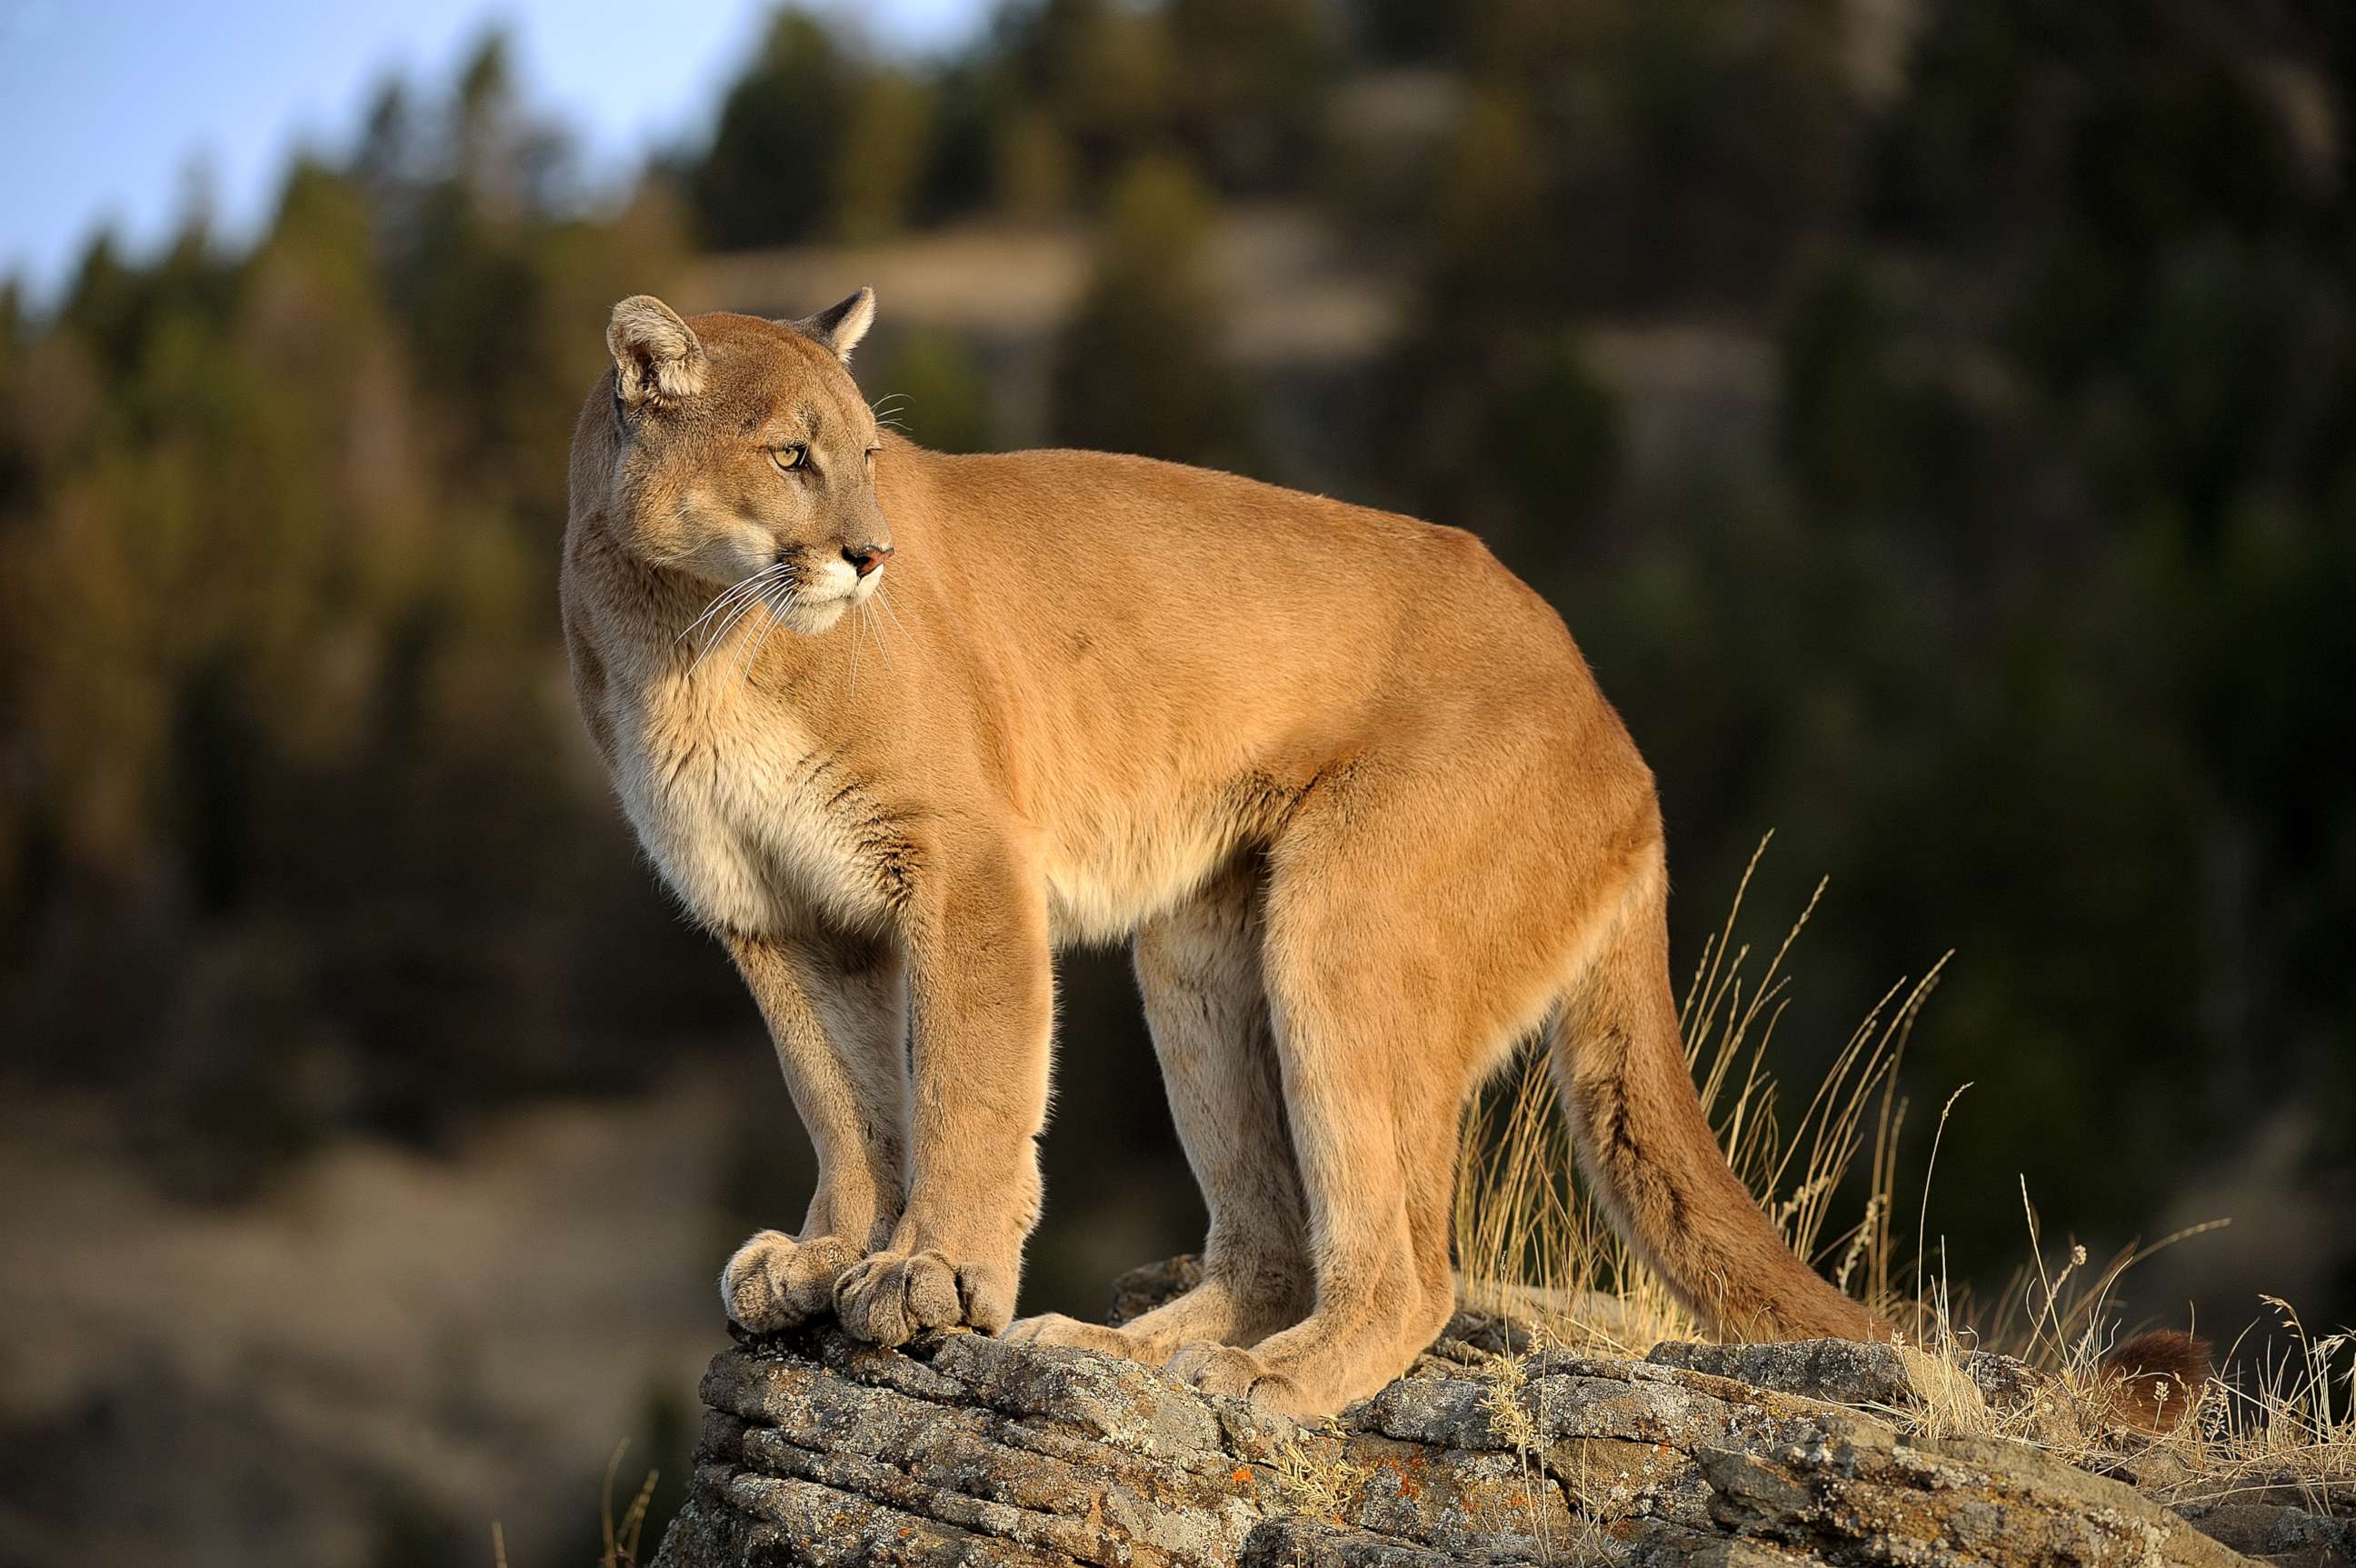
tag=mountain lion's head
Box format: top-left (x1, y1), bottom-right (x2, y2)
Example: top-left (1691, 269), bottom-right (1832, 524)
top-left (594, 289), bottom-right (890, 635)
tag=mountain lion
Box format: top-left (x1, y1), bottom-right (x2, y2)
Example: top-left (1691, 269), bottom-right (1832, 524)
top-left (561, 288), bottom-right (1888, 1417)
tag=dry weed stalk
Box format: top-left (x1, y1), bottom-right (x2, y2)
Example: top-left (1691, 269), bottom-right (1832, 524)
top-left (600, 1441), bottom-right (661, 1568)
top-left (1454, 835), bottom-right (2355, 1509)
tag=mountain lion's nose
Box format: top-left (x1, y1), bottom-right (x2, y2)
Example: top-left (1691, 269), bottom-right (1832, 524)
top-left (844, 543), bottom-right (893, 577)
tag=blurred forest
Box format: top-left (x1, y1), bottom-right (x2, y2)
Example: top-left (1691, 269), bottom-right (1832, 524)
top-left (2, 2), bottom-right (2352, 1563)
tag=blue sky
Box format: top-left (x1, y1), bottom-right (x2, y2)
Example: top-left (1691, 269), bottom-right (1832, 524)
top-left (0, 0), bottom-right (988, 301)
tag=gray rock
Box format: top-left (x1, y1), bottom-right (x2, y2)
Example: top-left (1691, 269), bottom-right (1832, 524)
top-left (1646, 1337), bottom-right (2046, 1412)
top-left (653, 1265), bottom-right (2277, 1568)
top-left (2177, 1502), bottom-right (2356, 1568)
top-left (1647, 1337), bottom-right (1922, 1408)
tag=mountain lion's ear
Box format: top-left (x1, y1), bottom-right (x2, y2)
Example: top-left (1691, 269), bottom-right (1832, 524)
top-left (608, 295), bottom-right (706, 410)
top-left (785, 287), bottom-right (876, 364)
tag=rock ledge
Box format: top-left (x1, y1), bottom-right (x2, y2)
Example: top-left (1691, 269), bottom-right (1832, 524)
top-left (654, 1263), bottom-right (2344, 1568)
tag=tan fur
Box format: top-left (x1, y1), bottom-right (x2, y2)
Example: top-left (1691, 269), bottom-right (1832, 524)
top-left (562, 295), bottom-right (1884, 1417)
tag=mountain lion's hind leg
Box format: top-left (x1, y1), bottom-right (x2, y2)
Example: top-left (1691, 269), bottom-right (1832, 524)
top-left (1162, 937), bottom-right (1463, 1416)
top-left (1006, 861), bottom-right (1312, 1363)
top-left (1165, 784), bottom-right (1527, 1416)
top-left (719, 931), bottom-right (907, 1333)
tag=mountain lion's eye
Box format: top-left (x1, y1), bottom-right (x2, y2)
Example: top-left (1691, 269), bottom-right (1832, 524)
top-left (772, 444), bottom-right (808, 473)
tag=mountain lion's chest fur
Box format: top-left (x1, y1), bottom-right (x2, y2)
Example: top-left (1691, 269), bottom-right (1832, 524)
top-left (611, 675), bottom-right (1254, 948)
top-left (611, 686), bottom-right (893, 939)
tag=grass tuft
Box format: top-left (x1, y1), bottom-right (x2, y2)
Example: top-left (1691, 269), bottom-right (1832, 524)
top-left (1455, 835), bottom-right (2356, 1511)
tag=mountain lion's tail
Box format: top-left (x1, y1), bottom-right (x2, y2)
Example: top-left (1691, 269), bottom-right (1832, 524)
top-left (1545, 854), bottom-right (2213, 1435)
top-left (1547, 852), bottom-right (1890, 1343)
top-left (2097, 1329), bottom-right (2211, 1433)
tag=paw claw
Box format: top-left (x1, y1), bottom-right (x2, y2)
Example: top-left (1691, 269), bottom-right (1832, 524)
top-left (835, 1249), bottom-right (1011, 1346)
top-left (721, 1231), bottom-right (861, 1333)
top-left (954, 1261), bottom-right (1014, 1334)
top-left (1004, 1313), bottom-right (1140, 1358)
top-left (1166, 1340), bottom-right (1308, 1413)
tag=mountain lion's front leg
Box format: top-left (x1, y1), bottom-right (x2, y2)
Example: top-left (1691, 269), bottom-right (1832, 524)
top-left (718, 930), bottom-right (907, 1333)
top-left (834, 842), bottom-right (1051, 1346)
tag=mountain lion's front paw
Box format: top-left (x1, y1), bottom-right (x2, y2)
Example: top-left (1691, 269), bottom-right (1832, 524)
top-left (834, 1249), bottom-right (1013, 1346)
top-left (1166, 1340), bottom-right (1310, 1415)
top-left (1003, 1313), bottom-right (1144, 1359)
top-left (721, 1231), bottom-right (862, 1333)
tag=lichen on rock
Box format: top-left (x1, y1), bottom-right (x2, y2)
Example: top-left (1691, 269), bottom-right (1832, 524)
top-left (652, 1261), bottom-right (2332, 1568)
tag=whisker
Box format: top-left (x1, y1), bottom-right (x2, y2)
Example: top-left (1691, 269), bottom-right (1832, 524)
top-left (704, 581), bottom-right (776, 647)
top-left (693, 574), bottom-right (787, 672)
top-left (733, 580), bottom-right (798, 684)
top-left (876, 583), bottom-right (910, 642)
top-left (700, 561), bottom-right (788, 625)
top-left (754, 581), bottom-right (800, 664)
top-left (694, 567), bottom-right (790, 646)
top-left (730, 613), bottom-right (766, 684)
top-left (676, 563), bottom-right (785, 645)
top-left (846, 593), bottom-right (860, 703)
top-left (689, 612), bottom-right (753, 673)
top-left (728, 594), bottom-right (772, 683)
top-left (690, 602), bottom-right (760, 671)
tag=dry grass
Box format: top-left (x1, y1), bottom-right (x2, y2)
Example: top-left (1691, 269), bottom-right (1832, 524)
top-left (1454, 835), bottom-right (2356, 1513)
top-left (1271, 1425), bottom-right (1370, 1524)
top-left (503, 1442), bottom-right (663, 1568)
top-left (599, 1443), bottom-right (663, 1568)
